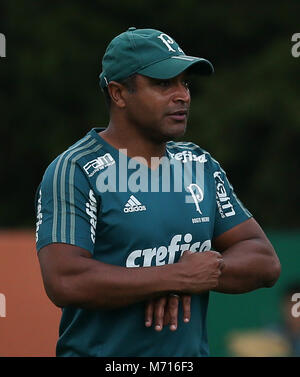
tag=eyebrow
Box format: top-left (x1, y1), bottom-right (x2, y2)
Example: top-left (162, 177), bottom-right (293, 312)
top-left (148, 74), bottom-right (187, 83)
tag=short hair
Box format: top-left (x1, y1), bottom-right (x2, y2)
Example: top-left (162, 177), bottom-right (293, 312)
top-left (102, 74), bottom-right (137, 110)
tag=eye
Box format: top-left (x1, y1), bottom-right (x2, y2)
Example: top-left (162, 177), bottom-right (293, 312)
top-left (157, 79), bottom-right (171, 88)
top-left (182, 80), bottom-right (190, 89)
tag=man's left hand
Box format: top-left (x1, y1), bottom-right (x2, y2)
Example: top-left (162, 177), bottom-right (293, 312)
top-left (145, 294), bottom-right (191, 331)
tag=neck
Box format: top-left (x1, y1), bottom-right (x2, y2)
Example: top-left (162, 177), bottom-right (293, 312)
top-left (100, 119), bottom-right (166, 168)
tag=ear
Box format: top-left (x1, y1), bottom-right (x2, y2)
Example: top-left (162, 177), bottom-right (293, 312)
top-left (107, 81), bottom-right (127, 108)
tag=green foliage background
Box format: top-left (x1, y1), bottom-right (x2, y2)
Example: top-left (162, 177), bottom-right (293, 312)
top-left (1, 1), bottom-right (299, 229)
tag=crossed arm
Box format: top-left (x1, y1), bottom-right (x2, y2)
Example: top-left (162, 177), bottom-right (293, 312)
top-left (144, 217), bottom-right (281, 331)
top-left (38, 218), bottom-right (281, 330)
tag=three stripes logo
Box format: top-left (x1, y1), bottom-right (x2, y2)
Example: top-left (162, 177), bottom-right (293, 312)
top-left (124, 195), bottom-right (146, 213)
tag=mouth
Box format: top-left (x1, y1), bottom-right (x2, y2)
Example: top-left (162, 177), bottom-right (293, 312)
top-left (166, 109), bottom-right (188, 122)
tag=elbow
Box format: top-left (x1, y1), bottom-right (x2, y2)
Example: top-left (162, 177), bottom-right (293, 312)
top-left (43, 276), bottom-right (75, 308)
top-left (263, 255), bottom-right (281, 288)
top-left (44, 289), bottom-right (67, 309)
top-left (44, 275), bottom-right (100, 309)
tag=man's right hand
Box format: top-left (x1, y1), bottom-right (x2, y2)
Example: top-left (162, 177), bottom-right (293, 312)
top-left (144, 250), bottom-right (224, 331)
top-left (178, 250), bottom-right (224, 293)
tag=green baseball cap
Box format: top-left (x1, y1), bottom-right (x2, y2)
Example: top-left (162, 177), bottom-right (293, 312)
top-left (99, 27), bottom-right (214, 89)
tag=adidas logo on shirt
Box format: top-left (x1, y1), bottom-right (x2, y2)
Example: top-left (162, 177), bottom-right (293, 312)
top-left (124, 195), bottom-right (147, 213)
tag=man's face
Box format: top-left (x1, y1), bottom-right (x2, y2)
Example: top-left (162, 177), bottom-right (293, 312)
top-left (123, 73), bottom-right (191, 142)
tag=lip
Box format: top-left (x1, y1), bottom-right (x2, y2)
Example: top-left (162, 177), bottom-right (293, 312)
top-left (166, 110), bottom-right (188, 121)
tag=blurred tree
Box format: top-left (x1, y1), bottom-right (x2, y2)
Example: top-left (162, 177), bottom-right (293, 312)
top-left (0, 0), bottom-right (299, 228)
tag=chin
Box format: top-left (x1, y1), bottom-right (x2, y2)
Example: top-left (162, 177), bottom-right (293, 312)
top-left (146, 122), bottom-right (187, 143)
top-left (164, 123), bottom-right (187, 140)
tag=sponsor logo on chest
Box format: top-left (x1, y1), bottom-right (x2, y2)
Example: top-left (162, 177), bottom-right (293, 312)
top-left (168, 150), bottom-right (207, 163)
top-left (126, 233), bottom-right (211, 267)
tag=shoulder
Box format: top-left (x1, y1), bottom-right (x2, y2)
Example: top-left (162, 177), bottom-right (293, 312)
top-left (41, 131), bottom-right (109, 187)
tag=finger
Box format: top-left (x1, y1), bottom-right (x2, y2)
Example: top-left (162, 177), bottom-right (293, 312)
top-left (210, 251), bottom-right (224, 269)
top-left (167, 295), bottom-right (179, 331)
top-left (210, 250), bottom-right (222, 258)
top-left (154, 297), bottom-right (167, 331)
top-left (145, 300), bottom-right (154, 328)
top-left (215, 255), bottom-right (224, 271)
top-left (182, 250), bottom-right (193, 256)
top-left (182, 295), bottom-right (191, 323)
top-left (179, 250), bottom-right (193, 261)
top-left (163, 311), bottom-right (170, 326)
top-left (219, 258), bottom-right (225, 271)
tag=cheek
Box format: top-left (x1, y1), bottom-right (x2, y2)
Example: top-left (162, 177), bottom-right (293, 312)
top-left (130, 99), bottom-right (163, 123)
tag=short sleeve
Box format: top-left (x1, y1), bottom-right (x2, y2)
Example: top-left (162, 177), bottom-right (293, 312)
top-left (35, 155), bottom-right (98, 254)
top-left (211, 158), bottom-right (252, 238)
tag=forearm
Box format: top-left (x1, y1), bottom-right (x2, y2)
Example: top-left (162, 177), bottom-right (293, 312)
top-left (213, 238), bottom-right (281, 294)
top-left (48, 255), bottom-right (180, 309)
top-left (39, 244), bottom-right (231, 309)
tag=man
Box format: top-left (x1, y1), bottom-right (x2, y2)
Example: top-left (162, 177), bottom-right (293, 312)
top-left (35, 27), bottom-right (281, 357)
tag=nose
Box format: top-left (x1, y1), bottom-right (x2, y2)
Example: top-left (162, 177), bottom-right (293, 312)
top-left (172, 81), bottom-right (190, 105)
